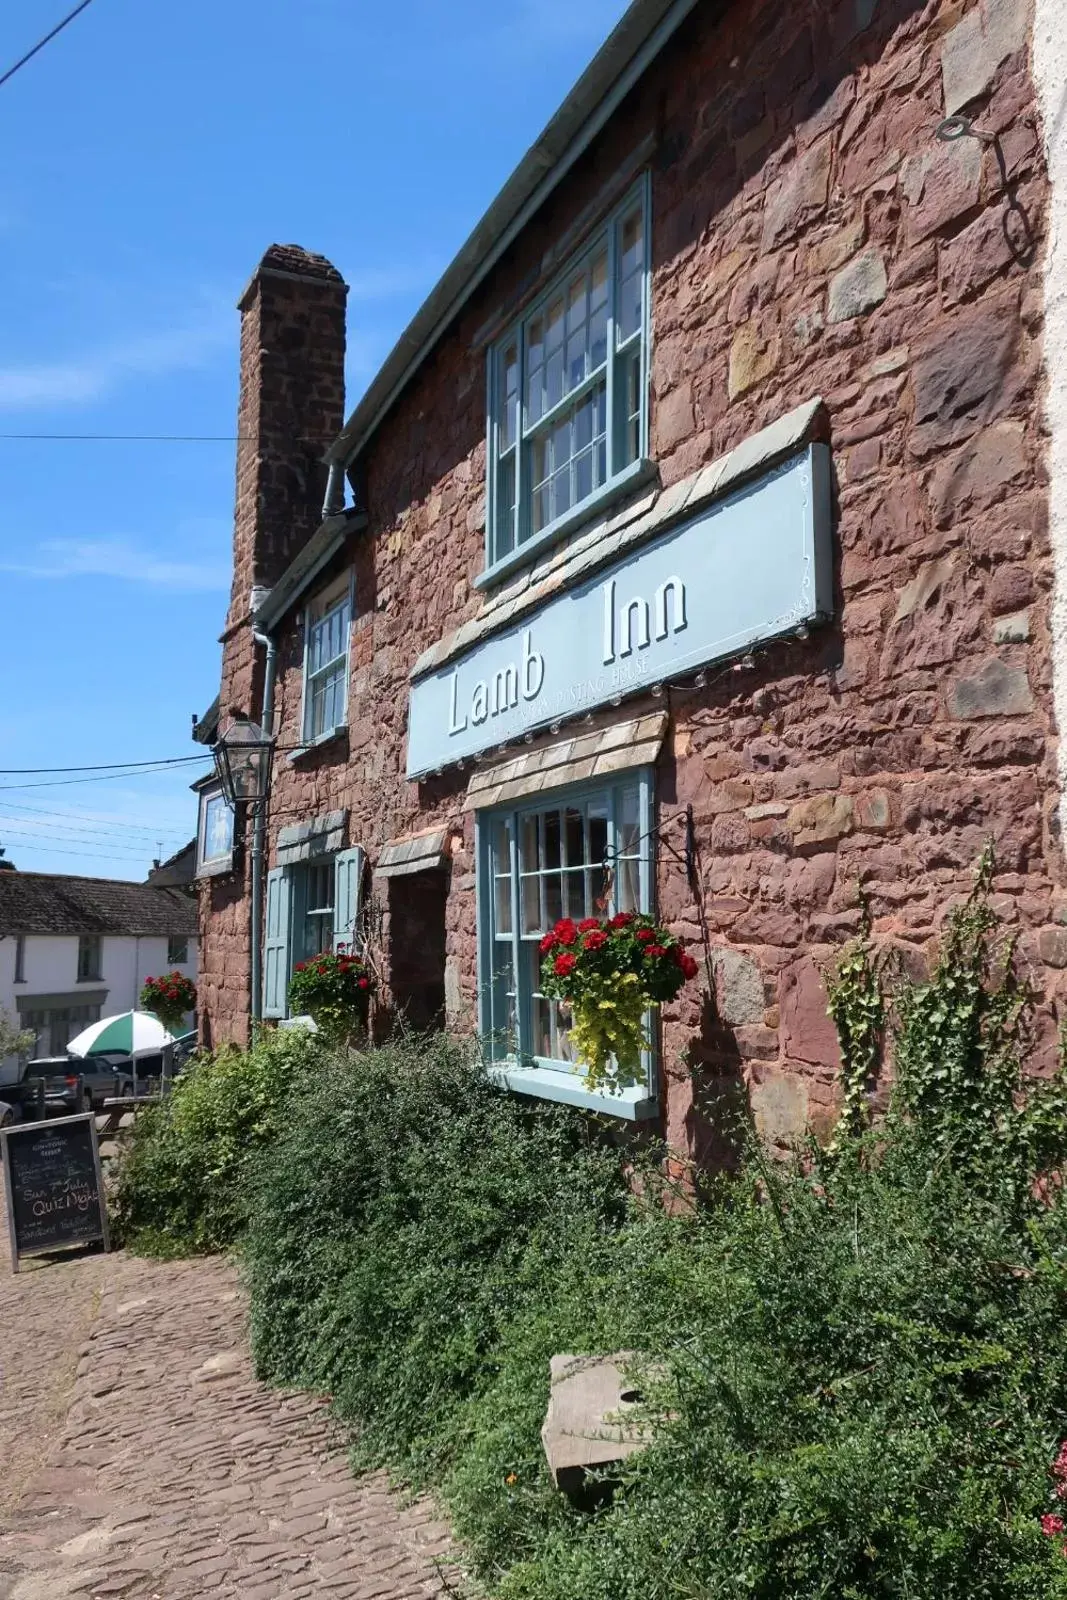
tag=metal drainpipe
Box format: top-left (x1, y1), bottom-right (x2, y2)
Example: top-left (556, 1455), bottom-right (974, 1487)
top-left (249, 626), bottom-right (278, 1031)
top-left (321, 459), bottom-right (346, 519)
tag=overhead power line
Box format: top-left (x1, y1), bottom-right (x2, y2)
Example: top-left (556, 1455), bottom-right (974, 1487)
top-left (0, 816), bottom-right (186, 851)
top-left (0, 756), bottom-right (209, 774)
top-left (0, 828), bottom-right (158, 862)
top-left (0, 0), bottom-right (97, 92)
top-left (0, 838), bottom-right (157, 865)
top-left (0, 434), bottom-right (249, 441)
top-left (0, 761), bottom-right (211, 793)
top-left (0, 798), bottom-right (189, 838)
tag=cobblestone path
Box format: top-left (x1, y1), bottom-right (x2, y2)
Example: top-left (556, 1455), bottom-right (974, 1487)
top-left (0, 1191), bottom-right (454, 1600)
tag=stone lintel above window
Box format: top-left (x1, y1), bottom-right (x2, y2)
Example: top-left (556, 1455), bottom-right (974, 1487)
top-left (465, 712), bottom-right (668, 813)
top-left (276, 811), bottom-right (348, 867)
top-left (374, 829), bottom-right (450, 879)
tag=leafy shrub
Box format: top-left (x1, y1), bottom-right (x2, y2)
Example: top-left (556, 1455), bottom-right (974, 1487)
top-left (113, 1027), bottom-right (314, 1255)
top-left (119, 865), bottom-right (1067, 1598)
top-left (239, 894), bottom-right (1067, 1599)
top-left (480, 1139), bottom-right (1067, 1600)
top-left (242, 1033), bottom-right (630, 1481)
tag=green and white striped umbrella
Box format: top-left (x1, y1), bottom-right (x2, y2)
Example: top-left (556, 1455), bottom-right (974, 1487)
top-left (67, 1011), bottom-right (178, 1059)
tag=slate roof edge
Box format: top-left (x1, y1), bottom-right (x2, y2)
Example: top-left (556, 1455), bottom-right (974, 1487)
top-left (256, 511), bottom-right (368, 631)
top-left (325, 0), bottom-right (705, 472)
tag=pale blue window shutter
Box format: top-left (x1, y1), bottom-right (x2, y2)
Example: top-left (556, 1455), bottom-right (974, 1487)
top-left (333, 847), bottom-right (365, 955)
top-left (262, 866), bottom-right (292, 1018)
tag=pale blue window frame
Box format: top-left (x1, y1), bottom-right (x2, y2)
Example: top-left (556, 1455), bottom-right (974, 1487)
top-left (484, 177), bottom-right (652, 583)
top-left (301, 574), bottom-right (353, 746)
top-left (476, 769), bottom-right (658, 1120)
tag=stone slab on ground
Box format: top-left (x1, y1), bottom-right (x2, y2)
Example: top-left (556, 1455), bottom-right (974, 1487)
top-left (0, 1188), bottom-right (455, 1599)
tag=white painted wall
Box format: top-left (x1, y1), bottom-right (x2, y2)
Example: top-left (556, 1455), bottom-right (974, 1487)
top-left (1034, 5), bottom-right (1067, 843)
top-left (0, 932), bottom-right (198, 1082)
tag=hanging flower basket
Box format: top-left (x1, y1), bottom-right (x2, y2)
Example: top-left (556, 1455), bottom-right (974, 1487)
top-left (286, 949), bottom-right (375, 1045)
top-left (539, 913), bottom-right (699, 1093)
top-left (140, 971), bottom-right (197, 1035)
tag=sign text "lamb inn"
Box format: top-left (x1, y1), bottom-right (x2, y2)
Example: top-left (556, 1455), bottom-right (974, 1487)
top-left (404, 446), bottom-right (833, 779)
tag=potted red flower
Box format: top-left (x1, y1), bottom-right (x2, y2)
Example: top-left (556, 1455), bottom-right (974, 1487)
top-left (286, 947), bottom-right (375, 1045)
top-left (140, 971), bottom-right (197, 1034)
top-left (539, 913), bottom-right (699, 1092)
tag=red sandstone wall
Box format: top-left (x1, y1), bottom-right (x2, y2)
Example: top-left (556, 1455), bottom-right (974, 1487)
top-left (206, 0), bottom-right (1060, 1158)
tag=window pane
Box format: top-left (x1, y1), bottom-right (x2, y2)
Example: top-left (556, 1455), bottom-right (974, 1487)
top-left (590, 251), bottom-right (609, 368)
top-left (521, 815), bottom-right (540, 872)
top-left (521, 875), bottom-right (541, 936)
top-left (544, 295), bottom-right (565, 411)
top-left (563, 808), bottom-right (584, 866)
top-left (543, 810), bottom-right (562, 870)
top-left (544, 874), bottom-right (563, 928)
top-left (488, 943), bottom-right (517, 1059)
top-left (564, 872), bottom-right (586, 920)
top-left (493, 817), bottom-right (514, 938)
top-left (617, 784), bottom-right (640, 853)
top-left (617, 856), bottom-right (641, 913)
top-left (617, 208), bottom-right (644, 345)
top-left (622, 349), bottom-right (642, 466)
top-left (574, 449), bottom-right (593, 504)
top-left (566, 273), bottom-right (588, 391)
top-left (528, 948), bottom-right (575, 1066)
top-left (498, 341), bottom-right (518, 451)
top-left (527, 316), bottom-right (544, 422)
top-left (495, 874), bottom-right (513, 936)
top-left (495, 451), bottom-right (516, 558)
top-left (492, 817), bottom-right (513, 876)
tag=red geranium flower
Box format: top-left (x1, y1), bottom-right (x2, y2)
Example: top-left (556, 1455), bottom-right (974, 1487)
top-left (610, 912), bottom-right (634, 928)
top-left (539, 932), bottom-right (558, 955)
top-left (635, 928), bottom-right (656, 945)
top-left (553, 919), bottom-right (578, 946)
top-left (358, 977), bottom-right (369, 990)
top-left (554, 952), bottom-right (578, 978)
top-left (582, 930), bottom-right (608, 951)
top-left (578, 917), bottom-right (600, 933)
top-left (1042, 1514), bottom-right (1065, 1537)
top-left (645, 945), bottom-right (667, 959)
top-left (679, 953), bottom-right (699, 980)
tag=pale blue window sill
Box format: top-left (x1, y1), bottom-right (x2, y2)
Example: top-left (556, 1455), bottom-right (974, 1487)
top-left (474, 457), bottom-right (657, 593)
top-left (286, 726), bottom-right (347, 766)
top-left (485, 1059), bottom-right (658, 1121)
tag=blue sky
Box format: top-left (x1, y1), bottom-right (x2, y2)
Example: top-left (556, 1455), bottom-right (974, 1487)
top-left (0, 0), bottom-right (631, 879)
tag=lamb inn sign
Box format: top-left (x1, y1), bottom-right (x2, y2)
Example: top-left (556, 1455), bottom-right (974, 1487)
top-left (405, 446), bottom-right (833, 779)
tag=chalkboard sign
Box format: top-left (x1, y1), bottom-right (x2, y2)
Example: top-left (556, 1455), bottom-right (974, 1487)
top-left (1, 1113), bottom-right (110, 1272)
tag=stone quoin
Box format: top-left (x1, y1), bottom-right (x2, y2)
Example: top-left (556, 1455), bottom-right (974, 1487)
top-left (194, 0), bottom-right (1067, 1161)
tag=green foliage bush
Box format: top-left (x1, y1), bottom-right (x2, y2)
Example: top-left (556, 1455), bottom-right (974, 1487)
top-left (113, 1027), bottom-right (315, 1255)
top-left (243, 1034), bottom-right (629, 1481)
top-left (243, 1032), bottom-right (1067, 1597)
top-left (118, 867), bottom-right (1067, 1597)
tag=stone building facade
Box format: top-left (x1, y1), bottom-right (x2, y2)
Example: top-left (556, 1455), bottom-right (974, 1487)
top-left (196, 0), bottom-right (1067, 1158)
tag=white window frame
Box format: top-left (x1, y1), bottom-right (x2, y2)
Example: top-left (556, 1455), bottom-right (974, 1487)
top-left (301, 573), bottom-right (353, 747)
top-left (476, 770), bottom-right (658, 1120)
top-left (484, 177), bottom-right (652, 584)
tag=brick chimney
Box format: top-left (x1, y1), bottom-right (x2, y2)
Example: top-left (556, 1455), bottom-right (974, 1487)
top-left (226, 244), bottom-right (348, 632)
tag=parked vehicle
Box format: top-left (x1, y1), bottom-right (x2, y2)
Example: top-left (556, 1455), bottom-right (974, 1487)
top-left (5, 1058), bottom-right (86, 1119)
top-left (65, 1057), bottom-right (136, 1110)
top-left (0, 1100), bottom-right (13, 1128)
